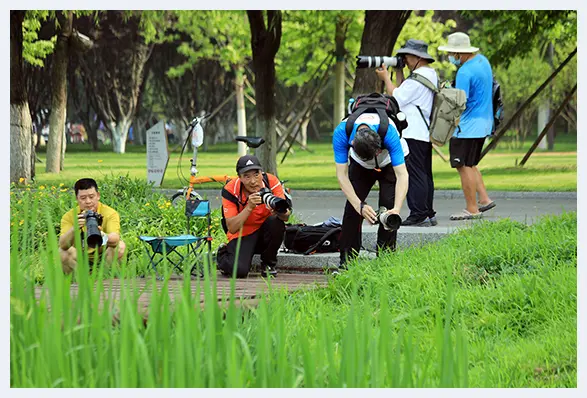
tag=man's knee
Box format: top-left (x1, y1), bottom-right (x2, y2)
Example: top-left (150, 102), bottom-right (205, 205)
top-left (266, 215), bottom-right (286, 237)
top-left (218, 255), bottom-right (250, 278)
top-left (105, 241), bottom-right (126, 264)
top-left (59, 247), bottom-right (77, 274)
top-left (117, 241), bottom-right (126, 260)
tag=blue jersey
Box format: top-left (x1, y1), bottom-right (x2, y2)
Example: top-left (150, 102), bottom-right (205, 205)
top-left (332, 113), bottom-right (405, 169)
top-left (454, 54), bottom-right (494, 138)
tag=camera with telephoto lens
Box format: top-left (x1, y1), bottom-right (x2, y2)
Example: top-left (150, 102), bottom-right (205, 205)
top-left (356, 55), bottom-right (405, 69)
top-left (374, 206), bottom-right (402, 231)
top-left (84, 210), bottom-right (104, 248)
top-left (258, 187), bottom-right (291, 214)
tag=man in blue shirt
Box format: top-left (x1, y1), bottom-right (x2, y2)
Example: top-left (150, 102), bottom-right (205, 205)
top-left (438, 32), bottom-right (496, 220)
top-left (333, 111), bottom-right (409, 268)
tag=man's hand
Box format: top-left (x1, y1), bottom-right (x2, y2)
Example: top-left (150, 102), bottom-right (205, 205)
top-left (375, 66), bottom-right (390, 82)
top-left (271, 207), bottom-right (291, 221)
top-left (386, 207), bottom-right (400, 216)
top-left (77, 212), bottom-right (86, 230)
top-left (247, 192), bottom-right (262, 210)
top-left (359, 203), bottom-right (378, 224)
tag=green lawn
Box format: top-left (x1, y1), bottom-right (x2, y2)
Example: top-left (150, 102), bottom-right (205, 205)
top-left (33, 137), bottom-right (577, 191)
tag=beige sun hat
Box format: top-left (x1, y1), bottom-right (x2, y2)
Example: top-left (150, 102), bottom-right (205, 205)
top-left (438, 32), bottom-right (479, 53)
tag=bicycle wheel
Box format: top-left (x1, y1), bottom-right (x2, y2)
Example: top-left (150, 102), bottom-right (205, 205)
top-left (170, 190), bottom-right (203, 208)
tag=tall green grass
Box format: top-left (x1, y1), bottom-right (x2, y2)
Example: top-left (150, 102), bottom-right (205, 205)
top-left (10, 195), bottom-right (576, 387)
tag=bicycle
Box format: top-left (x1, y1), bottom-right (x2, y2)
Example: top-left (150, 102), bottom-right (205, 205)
top-left (170, 116), bottom-right (267, 207)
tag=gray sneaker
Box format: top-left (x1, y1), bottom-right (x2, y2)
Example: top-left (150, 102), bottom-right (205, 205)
top-left (429, 216), bottom-right (438, 226)
top-left (402, 217), bottom-right (431, 227)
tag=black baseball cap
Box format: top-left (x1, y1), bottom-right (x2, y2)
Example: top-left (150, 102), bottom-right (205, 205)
top-left (236, 155), bottom-right (263, 174)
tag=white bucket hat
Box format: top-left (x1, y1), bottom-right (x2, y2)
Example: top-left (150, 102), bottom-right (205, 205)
top-left (438, 32), bottom-right (479, 53)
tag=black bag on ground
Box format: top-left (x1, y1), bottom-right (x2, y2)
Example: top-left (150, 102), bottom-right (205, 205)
top-left (283, 224), bottom-right (342, 255)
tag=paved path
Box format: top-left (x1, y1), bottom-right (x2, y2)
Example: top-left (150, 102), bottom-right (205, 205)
top-left (159, 189), bottom-right (576, 272)
top-left (164, 189), bottom-right (576, 226)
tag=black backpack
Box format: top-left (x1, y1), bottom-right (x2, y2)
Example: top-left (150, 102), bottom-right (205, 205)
top-left (492, 77), bottom-right (504, 134)
top-left (345, 93), bottom-right (408, 144)
top-left (283, 224), bottom-right (342, 255)
top-left (220, 173), bottom-right (292, 233)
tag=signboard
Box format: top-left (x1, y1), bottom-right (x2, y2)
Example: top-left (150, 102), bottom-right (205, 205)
top-left (146, 121), bottom-right (169, 187)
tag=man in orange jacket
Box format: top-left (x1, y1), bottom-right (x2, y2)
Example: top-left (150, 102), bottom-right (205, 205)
top-left (217, 155), bottom-right (291, 278)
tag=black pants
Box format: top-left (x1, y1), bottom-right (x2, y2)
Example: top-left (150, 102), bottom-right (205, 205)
top-left (339, 158), bottom-right (398, 266)
top-left (405, 138), bottom-right (435, 221)
top-left (217, 216), bottom-right (285, 278)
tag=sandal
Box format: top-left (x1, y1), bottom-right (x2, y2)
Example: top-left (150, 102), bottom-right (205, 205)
top-left (478, 201), bottom-right (496, 212)
top-left (450, 209), bottom-right (482, 220)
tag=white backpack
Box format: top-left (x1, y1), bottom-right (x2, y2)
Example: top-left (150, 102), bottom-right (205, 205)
top-left (409, 73), bottom-right (467, 146)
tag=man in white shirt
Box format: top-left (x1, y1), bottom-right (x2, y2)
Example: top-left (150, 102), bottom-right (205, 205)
top-left (376, 39), bottom-right (439, 227)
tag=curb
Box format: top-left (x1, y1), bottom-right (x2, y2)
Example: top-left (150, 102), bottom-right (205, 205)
top-left (252, 226), bottom-right (452, 273)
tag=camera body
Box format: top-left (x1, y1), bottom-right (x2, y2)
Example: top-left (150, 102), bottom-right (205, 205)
top-left (258, 187), bottom-right (291, 214)
top-left (84, 210), bottom-right (104, 248)
top-left (375, 207), bottom-right (402, 231)
top-left (356, 55), bottom-right (405, 69)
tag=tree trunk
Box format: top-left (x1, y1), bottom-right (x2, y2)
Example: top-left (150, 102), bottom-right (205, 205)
top-left (135, 117), bottom-right (147, 146)
top-left (352, 11), bottom-right (411, 96)
top-left (333, 14), bottom-right (350, 128)
top-left (247, 10), bottom-right (282, 176)
top-left (10, 11), bottom-right (32, 183)
top-left (300, 116), bottom-right (309, 147)
top-left (11, 104), bottom-right (33, 183)
top-left (86, 121), bottom-right (100, 151)
top-left (61, 129), bottom-right (67, 171)
top-left (108, 120), bottom-right (131, 154)
top-left (77, 11), bottom-right (151, 155)
top-left (235, 65), bottom-right (247, 157)
top-left (537, 101), bottom-right (549, 149)
top-left (547, 41), bottom-right (555, 150)
top-left (46, 11), bottom-right (73, 173)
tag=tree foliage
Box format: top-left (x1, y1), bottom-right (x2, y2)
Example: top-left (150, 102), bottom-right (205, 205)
top-left (463, 10), bottom-right (576, 67)
top-left (396, 11), bottom-right (457, 81)
top-left (277, 11), bottom-right (363, 87)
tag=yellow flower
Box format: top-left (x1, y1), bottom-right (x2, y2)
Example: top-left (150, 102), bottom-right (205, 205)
top-left (98, 160), bottom-right (103, 163)
top-left (60, 188), bottom-right (68, 192)
top-left (59, 183), bottom-right (64, 187)
top-left (19, 220), bottom-right (24, 226)
top-left (17, 200), bottom-right (22, 204)
top-left (10, 192), bottom-right (13, 196)
top-left (39, 185), bottom-right (45, 190)
top-left (145, 203), bottom-right (150, 207)
top-left (19, 178), bottom-right (25, 183)
top-left (10, 222), bottom-right (14, 226)
top-left (51, 186), bottom-right (56, 190)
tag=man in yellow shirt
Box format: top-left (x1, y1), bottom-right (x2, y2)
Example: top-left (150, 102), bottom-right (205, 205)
top-left (59, 178), bottom-right (126, 273)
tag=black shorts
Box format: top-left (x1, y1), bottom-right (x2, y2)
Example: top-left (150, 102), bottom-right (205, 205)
top-left (449, 137), bottom-right (486, 168)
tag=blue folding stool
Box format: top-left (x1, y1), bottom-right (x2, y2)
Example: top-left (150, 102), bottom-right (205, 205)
top-left (139, 199), bottom-right (212, 278)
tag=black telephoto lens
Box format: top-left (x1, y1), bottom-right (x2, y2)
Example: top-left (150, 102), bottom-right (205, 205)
top-left (85, 211), bottom-right (103, 248)
top-left (259, 187), bottom-right (290, 214)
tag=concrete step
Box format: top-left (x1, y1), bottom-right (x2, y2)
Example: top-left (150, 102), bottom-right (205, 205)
top-left (253, 223), bottom-right (460, 274)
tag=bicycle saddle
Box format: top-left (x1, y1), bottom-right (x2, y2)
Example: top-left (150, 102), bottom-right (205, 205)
top-left (235, 136), bottom-right (265, 148)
